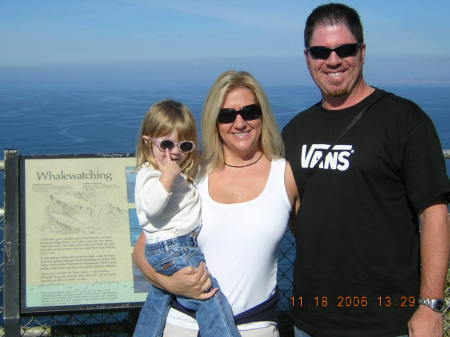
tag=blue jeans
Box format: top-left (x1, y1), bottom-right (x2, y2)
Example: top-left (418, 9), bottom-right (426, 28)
top-left (294, 326), bottom-right (408, 337)
top-left (133, 229), bottom-right (240, 337)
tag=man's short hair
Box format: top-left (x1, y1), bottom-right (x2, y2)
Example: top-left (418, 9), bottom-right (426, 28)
top-left (304, 3), bottom-right (364, 47)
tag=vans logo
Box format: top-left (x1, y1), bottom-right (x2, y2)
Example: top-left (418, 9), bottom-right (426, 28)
top-left (301, 144), bottom-right (355, 171)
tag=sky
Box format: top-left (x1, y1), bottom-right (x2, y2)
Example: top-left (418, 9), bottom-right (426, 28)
top-left (2, 0), bottom-right (450, 88)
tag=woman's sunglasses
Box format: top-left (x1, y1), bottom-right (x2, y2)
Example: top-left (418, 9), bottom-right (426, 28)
top-left (148, 137), bottom-right (195, 153)
top-left (306, 43), bottom-right (362, 60)
top-left (217, 104), bottom-right (262, 124)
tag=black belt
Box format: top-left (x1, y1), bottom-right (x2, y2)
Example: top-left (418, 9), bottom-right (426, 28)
top-left (170, 288), bottom-right (280, 336)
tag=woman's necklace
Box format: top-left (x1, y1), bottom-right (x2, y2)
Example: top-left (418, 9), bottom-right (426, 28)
top-left (224, 152), bottom-right (264, 168)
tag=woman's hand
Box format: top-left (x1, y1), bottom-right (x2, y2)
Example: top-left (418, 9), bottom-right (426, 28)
top-left (132, 233), bottom-right (217, 300)
top-left (164, 262), bottom-right (217, 300)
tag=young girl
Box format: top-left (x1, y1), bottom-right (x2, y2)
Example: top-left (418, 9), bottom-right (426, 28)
top-left (132, 100), bottom-right (240, 337)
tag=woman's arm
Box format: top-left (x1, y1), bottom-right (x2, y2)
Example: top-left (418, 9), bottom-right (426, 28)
top-left (285, 161), bottom-right (300, 210)
top-left (285, 161), bottom-right (300, 233)
top-left (132, 232), bottom-right (217, 299)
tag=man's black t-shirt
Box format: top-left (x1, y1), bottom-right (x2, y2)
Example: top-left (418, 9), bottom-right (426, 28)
top-left (282, 89), bottom-right (450, 337)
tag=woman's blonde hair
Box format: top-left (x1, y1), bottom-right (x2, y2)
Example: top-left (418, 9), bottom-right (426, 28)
top-left (136, 99), bottom-right (199, 182)
top-left (201, 70), bottom-right (284, 175)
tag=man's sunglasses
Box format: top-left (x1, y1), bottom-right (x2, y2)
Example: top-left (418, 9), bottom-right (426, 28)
top-left (217, 104), bottom-right (262, 124)
top-left (149, 137), bottom-right (195, 153)
top-left (306, 43), bottom-right (362, 60)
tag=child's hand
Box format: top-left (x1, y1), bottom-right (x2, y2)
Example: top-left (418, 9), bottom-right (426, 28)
top-left (155, 149), bottom-right (182, 192)
top-left (156, 149), bottom-right (182, 178)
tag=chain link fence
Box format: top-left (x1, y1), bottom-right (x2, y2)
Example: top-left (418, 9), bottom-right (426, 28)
top-left (0, 160), bottom-right (449, 337)
top-left (0, 214), bottom-right (296, 337)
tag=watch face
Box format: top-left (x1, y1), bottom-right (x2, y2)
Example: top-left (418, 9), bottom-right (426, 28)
top-left (435, 299), bottom-right (445, 311)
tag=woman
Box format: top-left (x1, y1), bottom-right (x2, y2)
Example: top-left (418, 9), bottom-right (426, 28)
top-left (133, 70), bottom-right (299, 336)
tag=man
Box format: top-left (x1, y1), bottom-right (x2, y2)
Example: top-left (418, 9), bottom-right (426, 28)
top-left (282, 3), bottom-right (450, 337)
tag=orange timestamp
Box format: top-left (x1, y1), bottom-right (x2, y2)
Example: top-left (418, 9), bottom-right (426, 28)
top-left (290, 296), bottom-right (417, 308)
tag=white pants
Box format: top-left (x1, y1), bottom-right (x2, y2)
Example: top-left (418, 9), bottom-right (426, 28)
top-left (163, 322), bottom-right (279, 337)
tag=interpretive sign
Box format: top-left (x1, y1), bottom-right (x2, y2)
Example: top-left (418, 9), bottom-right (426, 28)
top-left (20, 154), bottom-right (149, 312)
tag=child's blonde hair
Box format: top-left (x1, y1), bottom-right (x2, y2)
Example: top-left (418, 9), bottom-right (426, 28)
top-left (136, 99), bottom-right (199, 182)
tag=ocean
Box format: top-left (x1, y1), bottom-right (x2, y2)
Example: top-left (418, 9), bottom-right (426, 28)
top-left (0, 83), bottom-right (449, 313)
top-left (1, 84), bottom-right (449, 157)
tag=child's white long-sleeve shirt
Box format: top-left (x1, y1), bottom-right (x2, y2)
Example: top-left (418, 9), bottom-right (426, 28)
top-left (135, 164), bottom-right (201, 241)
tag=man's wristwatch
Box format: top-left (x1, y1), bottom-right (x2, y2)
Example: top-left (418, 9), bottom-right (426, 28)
top-left (418, 297), bottom-right (446, 313)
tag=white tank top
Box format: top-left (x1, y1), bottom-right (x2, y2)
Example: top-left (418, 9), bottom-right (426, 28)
top-left (166, 158), bottom-right (291, 330)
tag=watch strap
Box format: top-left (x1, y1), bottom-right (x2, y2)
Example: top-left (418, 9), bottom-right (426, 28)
top-left (418, 297), bottom-right (446, 313)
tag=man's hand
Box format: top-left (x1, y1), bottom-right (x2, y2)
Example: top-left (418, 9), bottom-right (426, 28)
top-left (408, 305), bottom-right (443, 337)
